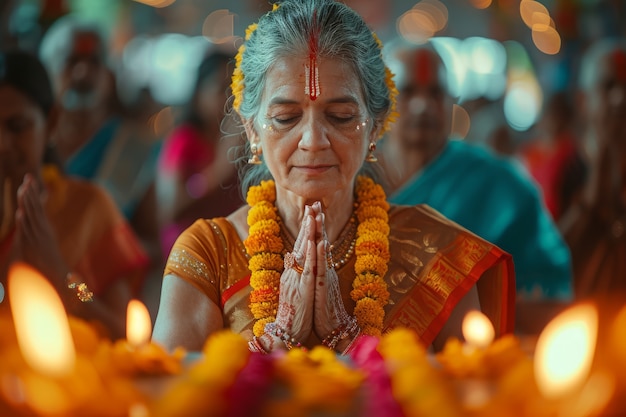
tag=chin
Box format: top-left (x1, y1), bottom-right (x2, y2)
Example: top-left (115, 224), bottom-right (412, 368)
top-left (288, 177), bottom-right (347, 201)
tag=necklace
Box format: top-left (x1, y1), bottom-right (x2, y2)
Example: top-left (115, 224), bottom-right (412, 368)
top-left (278, 214), bottom-right (357, 270)
top-left (244, 176), bottom-right (391, 338)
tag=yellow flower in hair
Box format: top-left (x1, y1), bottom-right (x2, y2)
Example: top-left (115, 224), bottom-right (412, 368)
top-left (232, 44), bottom-right (246, 113)
top-left (372, 32), bottom-right (399, 136)
top-left (245, 23), bottom-right (258, 40)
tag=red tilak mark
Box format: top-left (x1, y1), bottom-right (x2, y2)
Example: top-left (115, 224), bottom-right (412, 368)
top-left (414, 49), bottom-right (435, 86)
top-left (307, 10), bottom-right (320, 100)
top-left (73, 33), bottom-right (98, 55)
top-left (611, 50), bottom-right (626, 83)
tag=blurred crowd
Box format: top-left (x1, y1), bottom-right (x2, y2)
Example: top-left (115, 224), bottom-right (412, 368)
top-left (0, 0), bottom-right (625, 337)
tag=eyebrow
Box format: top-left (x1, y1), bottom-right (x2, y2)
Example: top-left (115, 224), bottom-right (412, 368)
top-left (267, 95), bottom-right (360, 106)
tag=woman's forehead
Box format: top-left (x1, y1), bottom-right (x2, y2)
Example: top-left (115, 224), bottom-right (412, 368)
top-left (263, 56), bottom-right (363, 104)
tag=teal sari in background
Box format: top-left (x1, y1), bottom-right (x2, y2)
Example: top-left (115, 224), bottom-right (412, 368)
top-left (66, 118), bottom-right (161, 220)
top-left (389, 139), bottom-right (573, 301)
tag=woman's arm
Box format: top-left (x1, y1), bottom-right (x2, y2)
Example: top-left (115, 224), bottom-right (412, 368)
top-left (152, 273), bottom-right (224, 352)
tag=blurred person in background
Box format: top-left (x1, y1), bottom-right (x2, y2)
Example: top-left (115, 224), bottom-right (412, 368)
top-left (156, 49), bottom-right (244, 258)
top-left (0, 49), bottom-right (148, 339)
top-left (560, 39), bottom-right (626, 297)
top-left (518, 91), bottom-right (586, 222)
top-left (38, 15), bottom-right (163, 311)
top-left (380, 39), bottom-right (573, 335)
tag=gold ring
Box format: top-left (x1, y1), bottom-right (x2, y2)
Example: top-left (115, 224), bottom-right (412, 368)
top-left (284, 252), bottom-right (304, 274)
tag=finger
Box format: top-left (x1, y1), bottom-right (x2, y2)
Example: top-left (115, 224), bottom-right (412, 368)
top-left (302, 239), bottom-right (317, 279)
top-left (315, 239), bottom-right (329, 288)
top-left (292, 206), bottom-right (310, 253)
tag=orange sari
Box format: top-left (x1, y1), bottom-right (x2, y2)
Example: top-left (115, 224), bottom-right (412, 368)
top-left (1, 167), bottom-right (148, 296)
top-left (164, 205), bottom-right (515, 347)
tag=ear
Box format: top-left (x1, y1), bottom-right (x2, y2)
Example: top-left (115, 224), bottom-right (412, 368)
top-left (243, 118), bottom-right (259, 144)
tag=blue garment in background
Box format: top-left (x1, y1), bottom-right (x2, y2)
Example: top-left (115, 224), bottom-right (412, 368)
top-left (66, 118), bottom-right (162, 220)
top-left (389, 139), bottom-right (573, 300)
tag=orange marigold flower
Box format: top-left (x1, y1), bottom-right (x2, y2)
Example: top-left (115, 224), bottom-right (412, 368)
top-left (250, 301), bottom-right (277, 318)
top-left (249, 287), bottom-right (279, 304)
top-left (246, 180), bottom-right (276, 206)
top-left (352, 272), bottom-right (383, 289)
top-left (248, 253), bottom-right (283, 272)
top-left (250, 270), bottom-right (280, 289)
top-left (253, 317), bottom-right (273, 337)
top-left (355, 298), bottom-right (384, 329)
top-left (355, 253), bottom-right (389, 276)
top-left (350, 282), bottom-right (390, 304)
top-left (247, 203), bottom-right (278, 225)
top-left (249, 219), bottom-right (280, 236)
top-left (356, 205), bottom-right (389, 223)
top-left (359, 217), bottom-right (390, 236)
top-left (355, 240), bottom-right (390, 260)
top-left (244, 234), bottom-right (283, 256)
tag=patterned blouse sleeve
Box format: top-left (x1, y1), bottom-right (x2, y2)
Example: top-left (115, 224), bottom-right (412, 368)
top-left (163, 219), bottom-right (225, 305)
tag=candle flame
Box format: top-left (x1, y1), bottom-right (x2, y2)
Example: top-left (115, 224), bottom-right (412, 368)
top-left (462, 310), bottom-right (495, 349)
top-left (127, 299), bottom-right (152, 348)
top-left (8, 262), bottom-right (76, 377)
top-left (534, 303), bottom-right (598, 399)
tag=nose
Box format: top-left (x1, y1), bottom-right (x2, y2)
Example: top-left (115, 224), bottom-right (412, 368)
top-left (298, 114), bottom-right (331, 150)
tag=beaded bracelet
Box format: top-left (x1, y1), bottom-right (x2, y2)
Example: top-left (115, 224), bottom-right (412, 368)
top-left (322, 317), bottom-right (359, 351)
top-left (248, 336), bottom-right (269, 354)
top-left (66, 272), bottom-right (94, 302)
top-left (341, 328), bottom-right (363, 356)
top-left (264, 322), bottom-right (303, 350)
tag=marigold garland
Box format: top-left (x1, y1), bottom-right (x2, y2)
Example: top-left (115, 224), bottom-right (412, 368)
top-left (244, 175), bottom-right (390, 339)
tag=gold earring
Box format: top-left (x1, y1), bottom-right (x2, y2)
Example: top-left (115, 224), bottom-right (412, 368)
top-left (365, 142), bottom-right (378, 163)
top-left (248, 143), bottom-right (263, 165)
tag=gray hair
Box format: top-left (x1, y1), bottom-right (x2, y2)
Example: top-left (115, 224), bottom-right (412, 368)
top-left (227, 0), bottom-right (392, 198)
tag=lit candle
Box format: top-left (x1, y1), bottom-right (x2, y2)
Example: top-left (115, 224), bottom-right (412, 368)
top-left (534, 303), bottom-right (597, 399)
top-left (127, 299), bottom-right (152, 348)
top-left (8, 262), bottom-right (76, 377)
top-left (462, 310), bottom-right (495, 350)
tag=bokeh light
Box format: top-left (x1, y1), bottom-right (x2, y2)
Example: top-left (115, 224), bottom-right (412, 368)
top-left (202, 9), bottom-right (236, 44)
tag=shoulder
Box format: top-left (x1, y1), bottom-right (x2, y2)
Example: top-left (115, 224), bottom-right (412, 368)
top-left (449, 140), bottom-right (539, 193)
top-left (178, 207), bottom-right (247, 250)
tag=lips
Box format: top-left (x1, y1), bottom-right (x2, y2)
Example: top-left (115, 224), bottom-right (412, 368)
top-left (293, 164), bottom-right (334, 174)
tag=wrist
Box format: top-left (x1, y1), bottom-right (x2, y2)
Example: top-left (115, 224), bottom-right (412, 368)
top-left (265, 322), bottom-right (304, 350)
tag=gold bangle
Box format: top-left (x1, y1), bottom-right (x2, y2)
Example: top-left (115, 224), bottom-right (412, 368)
top-left (66, 273), bottom-right (94, 302)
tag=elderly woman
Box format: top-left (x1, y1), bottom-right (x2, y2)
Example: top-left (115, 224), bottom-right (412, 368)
top-left (0, 50), bottom-right (148, 339)
top-left (153, 0), bottom-right (515, 354)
